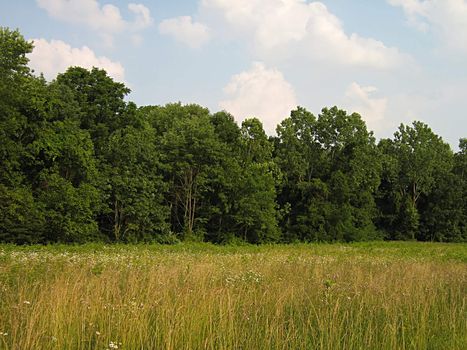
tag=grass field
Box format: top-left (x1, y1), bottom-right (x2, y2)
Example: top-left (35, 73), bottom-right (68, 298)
top-left (0, 242), bottom-right (465, 349)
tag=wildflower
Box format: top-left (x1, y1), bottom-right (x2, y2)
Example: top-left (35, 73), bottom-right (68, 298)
top-left (0, 332), bottom-right (8, 336)
top-left (23, 300), bottom-right (31, 305)
top-left (108, 341), bottom-right (119, 349)
top-left (96, 331), bottom-right (101, 336)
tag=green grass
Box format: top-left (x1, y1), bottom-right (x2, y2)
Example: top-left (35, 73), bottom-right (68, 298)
top-left (0, 242), bottom-right (466, 349)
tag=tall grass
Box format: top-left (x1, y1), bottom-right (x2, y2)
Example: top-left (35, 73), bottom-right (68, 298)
top-left (0, 242), bottom-right (465, 349)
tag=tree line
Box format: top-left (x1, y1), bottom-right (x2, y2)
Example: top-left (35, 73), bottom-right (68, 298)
top-left (1, 28), bottom-right (465, 244)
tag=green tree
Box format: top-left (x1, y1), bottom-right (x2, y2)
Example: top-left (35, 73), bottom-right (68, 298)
top-left (233, 118), bottom-right (280, 243)
top-left (53, 67), bottom-right (164, 242)
top-left (210, 111), bottom-right (242, 149)
top-left (204, 111), bottom-right (243, 242)
top-left (29, 119), bottom-right (101, 242)
top-left (0, 27), bottom-right (34, 186)
top-left (317, 107), bottom-right (381, 241)
top-left (376, 122), bottom-right (453, 240)
top-left (275, 106), bottom-right (381, 242)
top-left (417, 138), bottom-right (466, 242)
top-left (454, 139), bottom-right (467, 240)
top-left (2, 26), bottom-right (464, 245)
top-left (54, 67), bottom-right (132, 155)
top-left (0, 184), bottom-right (45, 243)
top-left (0, 28), bottom-right (47, 243)
top-left (275, 107), bottom-right (326, 241)
top-left (159, 104), bottom-right (227, 240)
top-left (101, 124), bottom-right (170, 242)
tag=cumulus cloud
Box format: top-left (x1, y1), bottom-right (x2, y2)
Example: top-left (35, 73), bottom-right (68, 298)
top-left (387, 0), bottom-right (430, 31)
top-left (388, 0), bottom-right (467, 55)
top-left (28, 38), bottom-right (125, 82)
top-left (220, 62), bottom-right (297, 135)
top-left (344, 82), bottom-right (388, 132)
top-left (159, 16), bottom-right (211, 48)
top-left (36, 0), bottom-right (153, 45)
top-left (201, 0), bottom-right (409, 69)
top-left (128, 3), bottom-right (153, 30)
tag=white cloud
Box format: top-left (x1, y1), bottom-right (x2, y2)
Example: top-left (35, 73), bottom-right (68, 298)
top-left (159, 16), bottom-right (211, 48)
top-left (344, 82), bottom-right (388, 132)
top-left (201, 0), bottom-right (409, 69)
top-left (28, 38), bottom-right (125, 82)
top-left (36, 0), bottom-right (153, 45)
top-left (220, 62), bottom-right (297, 135)
top-left (387, 0), bottom-right (430, 31)
top-left (388, 0), bottom-right (467, 55)
top-left (128, 3), bottom-right (153, 30)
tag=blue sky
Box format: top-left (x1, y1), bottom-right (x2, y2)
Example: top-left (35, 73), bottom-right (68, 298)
top-left (1, 0), bottom-right (466, 147)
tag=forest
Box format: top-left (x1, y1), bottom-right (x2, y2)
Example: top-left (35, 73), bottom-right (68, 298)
top-left (1, 27), bottom-right (466, 244)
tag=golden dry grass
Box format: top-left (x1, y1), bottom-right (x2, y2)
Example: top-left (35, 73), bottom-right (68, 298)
top-left (0, 242), bottom-right (466, 349)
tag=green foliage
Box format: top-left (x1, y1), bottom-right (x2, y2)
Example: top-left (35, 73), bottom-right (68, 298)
top-left (0, 27), bottom-right (464, 244)
top-left (419, 172), bottom-right (464, 242)
top-left (37, 174), bottom-right (101, 242)
top-left (454, 139), bottom-right (467, 240)
top-left (275, 106), bottom-right (382, 242)
top-left (0, 28), bottom-right (34, 187)
top-left (0, 184), bottom-right (44, 243)
top-left (29, 119), bottom-right (101, 242)
top-left (158, 104), bottom-right (226, 239)
top-left (0, 27), bottom-right (33, 79)
top-left (234, 118), bottom-right (280, 243)
top-left (102, 124), bottom-right (170, 242)
top-left (417, 138), bottom-right (467, 242)
top-left (376, 122), bottom-right (455, 241)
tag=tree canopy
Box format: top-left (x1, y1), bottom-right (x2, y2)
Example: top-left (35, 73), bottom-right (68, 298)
top-left (0, 27), bottom-right (465, 244)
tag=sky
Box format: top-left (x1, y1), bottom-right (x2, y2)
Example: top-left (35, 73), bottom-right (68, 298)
top-left (1, 0), bottom-right (466, 147)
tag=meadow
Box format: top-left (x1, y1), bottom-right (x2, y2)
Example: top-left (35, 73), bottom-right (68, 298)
top-left (0, 242), bottom-right (465, 349)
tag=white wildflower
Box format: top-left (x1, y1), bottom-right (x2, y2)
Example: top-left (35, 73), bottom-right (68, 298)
top-left (109, 341), bottom-right (119, 349)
